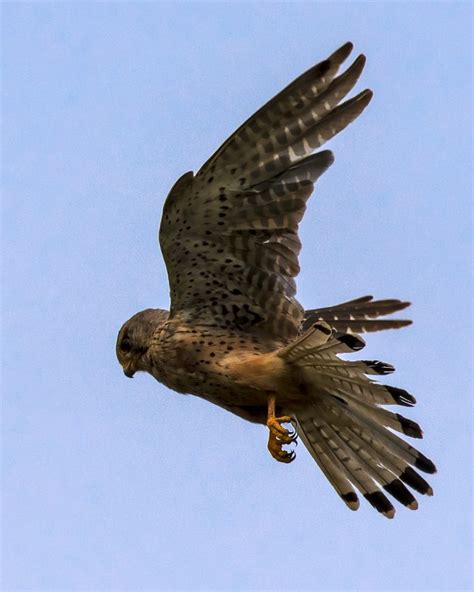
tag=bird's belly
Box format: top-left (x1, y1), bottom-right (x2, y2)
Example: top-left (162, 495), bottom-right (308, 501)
top-left (154, 360), bottom-right (269, 407)
top-left (151, 324), bottom-right (292, 407)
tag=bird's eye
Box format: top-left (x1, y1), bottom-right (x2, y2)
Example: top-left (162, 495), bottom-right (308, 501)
top-left (120, 338), bottom-right (132, 353)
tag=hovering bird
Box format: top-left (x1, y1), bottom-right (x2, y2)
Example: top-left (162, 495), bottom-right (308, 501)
top-left (116, 42), bottom-right (436, 518)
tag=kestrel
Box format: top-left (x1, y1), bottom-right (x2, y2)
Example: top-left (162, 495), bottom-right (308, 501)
top-left (116, 42), bottom-right (436, 518)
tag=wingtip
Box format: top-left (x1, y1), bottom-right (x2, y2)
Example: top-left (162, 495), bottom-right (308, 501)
top-left (329, 41), bottom-right (354, 64)
top-left (342, 41), bottom-right (354, 54)
top-left (355, 53), bottom-right (367, 68)
top-left (361, 88), bottom-right (374, 104)
top-left (319, 149), bottom-right (335, 167)
top-left (341, 88), bottom-right (374, 118)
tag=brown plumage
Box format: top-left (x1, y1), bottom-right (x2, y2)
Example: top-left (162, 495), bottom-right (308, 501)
top-left (116, 42), bottom-right (435, 518)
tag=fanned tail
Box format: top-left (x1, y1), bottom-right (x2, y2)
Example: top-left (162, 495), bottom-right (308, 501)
top-left (303, 295), bottom-right (412, 333)
top-left (278, 321), bottom-right (436, 518)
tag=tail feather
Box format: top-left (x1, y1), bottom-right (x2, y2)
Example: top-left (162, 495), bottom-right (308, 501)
top-left (334, 425), bottom-right (418, 511)
top-left (303, 295), bottom-right (412, 333)
top-left (280, 324), bottom-right (416, 407)
top-left (342, 423), bottom-right (433, 496)
top-left (335, 398), bottom-right (434, 472)
top-left (347, 427), bottom-right (433, 496)
top-left (312, 416), bottom-right (396, 518)
top-left (279, 321), bottom-right (436, 516)
top-left (328, 388), bottom-right (423, 439)
top-left (295, 400), bottom-right (435, 517)
top-left (297, 419), bottom-right (360, 511)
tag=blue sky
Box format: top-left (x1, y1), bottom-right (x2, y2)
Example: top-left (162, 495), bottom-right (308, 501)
top-left (2, 2), bottom-right (472, 590)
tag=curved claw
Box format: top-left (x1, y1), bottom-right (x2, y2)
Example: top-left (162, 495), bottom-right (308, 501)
top-left (275, 433), bottom-right (293, 445)
top-left (269, 442), bottom-right (296, 464)
top-left (268, 416), bottom-right (293, 436)
top-left (267, 421), bottom-right (298, 464)
top-left (280, 450), bottom-right (296, 464)
top-left (275, 431), bottom-right (298, 445)
top-left (266, 400), bottom-right (297, 464)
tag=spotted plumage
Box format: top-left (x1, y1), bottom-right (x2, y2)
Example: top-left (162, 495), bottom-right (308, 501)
top-left (116, 42), bottom-right (436, 518)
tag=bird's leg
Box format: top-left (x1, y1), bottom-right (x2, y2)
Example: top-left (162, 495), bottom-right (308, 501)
top-left (266, 394), bottom-right (297, 464)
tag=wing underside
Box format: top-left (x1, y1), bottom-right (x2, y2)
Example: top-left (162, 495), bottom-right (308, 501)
top-left (159, 43), bottom-right (372, 341)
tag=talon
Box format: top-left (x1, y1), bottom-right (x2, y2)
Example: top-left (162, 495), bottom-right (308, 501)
top-left (268, 416), bottom-right (293, 436)
top-left (274, 430), bottom-right (297, 445)
top-left (266, 395), bottom-right (298, 464)
top-left (267, 436), bottom-right (296, 464)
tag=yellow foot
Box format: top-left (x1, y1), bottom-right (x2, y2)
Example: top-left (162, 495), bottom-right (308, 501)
top-left (267, 415), bottom-right (297, 464)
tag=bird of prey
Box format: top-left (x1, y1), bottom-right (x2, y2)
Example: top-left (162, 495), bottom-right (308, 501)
top-left (116, 42), bottom-right (436, 518)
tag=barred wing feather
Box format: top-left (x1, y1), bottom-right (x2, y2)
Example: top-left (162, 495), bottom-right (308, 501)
top-left (159, 43), bottom-right (372, 341)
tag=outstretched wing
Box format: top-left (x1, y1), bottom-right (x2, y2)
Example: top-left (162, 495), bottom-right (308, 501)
top-left (159, 43), bottom-right (372, 342)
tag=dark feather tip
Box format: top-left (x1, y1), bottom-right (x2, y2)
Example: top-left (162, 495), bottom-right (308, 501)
top-left (314, 322), bottom-right (332, 335)
top-left (337, 333), bottom-right (366, 351)
top-left (396, 414), bottom-right (423, 438)
top-left (386, 386), bottom-right (416, 407)
top-left (415, 454), bottom-right (437, 474)
top-left (341, 491), bottom-right (359, 510)
top-left (399, 467), bottom-right (433, 495)
top-left (364, 492), bottom-right (395, 518)
top-left (358, 89), bottom-right (374, 106)
top-left (383, 479), bottom-right (418, 509)
top-left (397, 300), bottom-right (412, 311)
top-left (329, 42), bottom-right (354, 63)
top-left (365, 360), bottom-right (395, 375)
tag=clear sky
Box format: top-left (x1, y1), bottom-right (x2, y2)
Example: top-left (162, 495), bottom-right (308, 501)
top-left (2, 2), bottom-right (472, 591)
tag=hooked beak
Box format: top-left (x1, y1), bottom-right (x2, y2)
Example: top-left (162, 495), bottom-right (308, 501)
top-left (123, 362), bottom-right (136, 378)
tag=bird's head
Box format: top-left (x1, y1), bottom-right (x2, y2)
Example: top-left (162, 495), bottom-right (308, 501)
top-left (116, 308), bottom-right (169, 378)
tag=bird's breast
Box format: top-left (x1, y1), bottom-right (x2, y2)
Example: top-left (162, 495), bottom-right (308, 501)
top-left (147, 324), bottom-right (285, 405)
